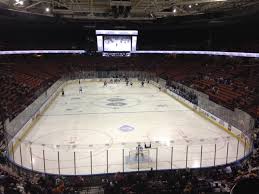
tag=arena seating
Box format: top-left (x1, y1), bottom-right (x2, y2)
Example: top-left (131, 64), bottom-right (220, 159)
top-left (161, 59), bottom-right (259, 117)
top-left (0, 63), bottom-right (59, 121)
top-left (0, 55), bottom-right (258, 121)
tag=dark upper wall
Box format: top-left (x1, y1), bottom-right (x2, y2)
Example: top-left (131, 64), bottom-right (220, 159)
top-left (0, 7), bottom-right (259, 52)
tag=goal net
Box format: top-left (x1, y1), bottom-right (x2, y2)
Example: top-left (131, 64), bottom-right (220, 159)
top-left (126, 149), bottom-right (153, 169)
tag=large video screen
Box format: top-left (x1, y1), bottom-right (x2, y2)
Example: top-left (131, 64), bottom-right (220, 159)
top-left (104, 36), bottom-right (131, 52)
top-left (96, 30), bottom-right (138, 53)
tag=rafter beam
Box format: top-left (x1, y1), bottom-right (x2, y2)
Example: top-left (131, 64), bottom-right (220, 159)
top-left (0, 0), bottom-right (9, 6)
top-left (134, 0), bottom-right (145, 8)
top-left (166, 0), bottom-right (227, 6)
top-left (25, 1), bottom-right (44, 10)
top-left (157, 0), bottom-right (228, 12)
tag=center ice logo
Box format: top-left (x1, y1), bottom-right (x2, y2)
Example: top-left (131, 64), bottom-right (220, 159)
top-left (119, 125), bottom-right (135, 132)
top-left (107, 97), bottom-right (125, 102)
top-left (107, 102), bottom-right (127, 106)
top-left (106, 97), bottom-right (127, 107)
top-left (93, 96), bottom-right (140, 109)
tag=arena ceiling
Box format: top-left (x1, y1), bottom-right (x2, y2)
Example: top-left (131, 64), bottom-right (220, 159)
top-left (0, 0), bottom-right (259, 21)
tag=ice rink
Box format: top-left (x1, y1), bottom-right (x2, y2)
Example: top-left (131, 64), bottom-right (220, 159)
top-left (11, 80), bottom-right (246, 175)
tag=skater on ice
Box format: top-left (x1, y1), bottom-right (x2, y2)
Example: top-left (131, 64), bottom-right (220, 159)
top-left (79, 86), bottom-right (83, 93)
top-left (104, 80), bottom-right (107, 87)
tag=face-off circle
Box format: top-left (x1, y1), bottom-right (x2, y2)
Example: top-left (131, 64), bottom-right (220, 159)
top-left (30, 129), bottom-right (112, 150)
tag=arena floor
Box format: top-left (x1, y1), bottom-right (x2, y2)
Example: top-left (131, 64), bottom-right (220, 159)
top-left (12, 80), bottom-right (246, 175)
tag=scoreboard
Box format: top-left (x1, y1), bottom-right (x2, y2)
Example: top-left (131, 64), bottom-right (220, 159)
top-left (96, 30), bottom-right (138, 56)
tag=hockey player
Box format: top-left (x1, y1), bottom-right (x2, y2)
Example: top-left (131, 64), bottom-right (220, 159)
top-left (79, 86), bottom-right (82, 93)
top-left (104, 80), bottom-right (107, 87)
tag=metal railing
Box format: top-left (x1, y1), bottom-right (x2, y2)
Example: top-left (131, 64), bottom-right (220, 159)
top-left (6, 135), bottom-right (252, 175)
